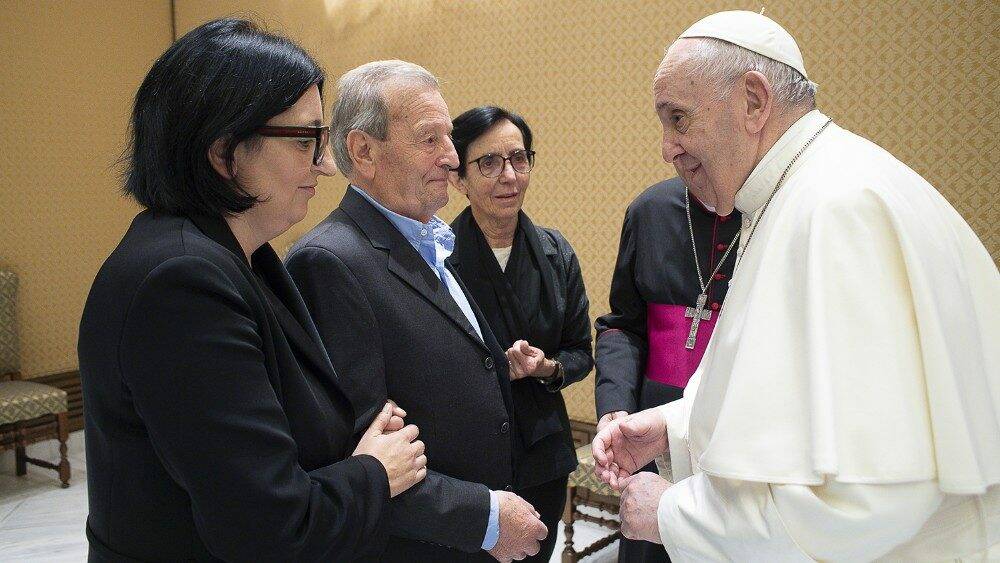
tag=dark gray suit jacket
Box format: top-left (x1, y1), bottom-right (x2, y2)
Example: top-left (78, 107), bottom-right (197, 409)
top-left (286, 187), bottom-right (516, 562)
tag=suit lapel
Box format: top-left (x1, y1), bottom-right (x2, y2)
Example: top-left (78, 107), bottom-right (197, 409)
top-left (253, 247), bottom-right (342, 387)
top-left (186, 213), bottom-right (345, 396)
top-left (451, 258), bottom-right (515, 414)
top-left (388, 243), bottom-right (489, 349)
top-left (340, 187), bottom-right (489, 352)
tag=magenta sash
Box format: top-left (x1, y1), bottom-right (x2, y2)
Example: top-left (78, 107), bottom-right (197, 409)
top-left (645, 303), bottom-right (716, 388)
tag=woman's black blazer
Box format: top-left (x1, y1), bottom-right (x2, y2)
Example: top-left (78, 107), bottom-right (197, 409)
top-left (78, 210), bottom-right (388, 562)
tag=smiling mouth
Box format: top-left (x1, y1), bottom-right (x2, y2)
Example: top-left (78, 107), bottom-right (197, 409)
top-left (495, 192), bottom-right (519, 200)
top-left (673, 155), bottom-right (700, 178)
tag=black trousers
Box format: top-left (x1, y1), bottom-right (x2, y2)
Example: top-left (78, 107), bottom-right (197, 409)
top-left (516, 475), bottom-right (568, 563)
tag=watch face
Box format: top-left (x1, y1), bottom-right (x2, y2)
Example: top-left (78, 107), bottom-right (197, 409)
top-left (541, 361), bottom-right (563, 386)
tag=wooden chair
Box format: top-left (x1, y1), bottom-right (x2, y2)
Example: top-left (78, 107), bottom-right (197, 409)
top-left (562, 425), bottom-right (621, 562)
top-left (0, 269), bottom-right (70, 487)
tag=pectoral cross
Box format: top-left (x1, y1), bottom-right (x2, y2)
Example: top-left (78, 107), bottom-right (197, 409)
top-left (684, 293), bottom-right (712, 350)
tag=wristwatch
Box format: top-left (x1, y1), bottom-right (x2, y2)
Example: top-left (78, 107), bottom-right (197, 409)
top-left (539, 359), bottom-right (564, 391)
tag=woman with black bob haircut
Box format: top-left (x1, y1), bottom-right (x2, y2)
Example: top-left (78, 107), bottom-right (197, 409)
top-left (447, 106), bottom-right (594, 562)
top-left (79, 18), bottom-right (426, 561)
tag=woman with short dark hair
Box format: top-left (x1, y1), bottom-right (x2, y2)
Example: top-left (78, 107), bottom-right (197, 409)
top-left (448, 105), bottom-right (594, 562)
top-left (79, 18), bottom-right (426, 561)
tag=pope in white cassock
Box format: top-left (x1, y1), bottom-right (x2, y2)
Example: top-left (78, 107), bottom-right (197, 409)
top-left (592, 10), bottom-right (1000, 562)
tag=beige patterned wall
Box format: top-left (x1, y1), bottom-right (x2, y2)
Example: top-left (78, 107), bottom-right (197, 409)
top-left (176, 0), bottom-right (998, 423)
top-left (0, 1), bottom-right (168, 378)
top-left (2, 2), bottom-right (996, 426)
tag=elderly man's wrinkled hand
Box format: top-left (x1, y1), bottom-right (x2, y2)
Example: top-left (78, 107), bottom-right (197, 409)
top-left (619, 472), bottom-right (672, 544)
top-left (487, 491), bottom-right (547, 562)
top-left (591, 408), bottom-right (668, 490)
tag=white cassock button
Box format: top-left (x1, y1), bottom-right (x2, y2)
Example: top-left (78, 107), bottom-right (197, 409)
top-left (743, 217), bottom-right (751, 228)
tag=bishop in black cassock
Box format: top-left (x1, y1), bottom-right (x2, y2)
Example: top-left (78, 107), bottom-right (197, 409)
top-left (594, 176), bottom-right (740, 563)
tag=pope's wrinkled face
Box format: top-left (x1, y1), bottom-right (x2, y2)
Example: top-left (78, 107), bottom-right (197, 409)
top-left (653, 39), bottom-right (757, 210)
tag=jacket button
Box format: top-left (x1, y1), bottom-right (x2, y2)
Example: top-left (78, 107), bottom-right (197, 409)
top-left (500, 421), bottom-right (509, 434)
top-left (484, 356), bottom-right (494, 370)
top-left (504, 484), bottom-right (513, 492)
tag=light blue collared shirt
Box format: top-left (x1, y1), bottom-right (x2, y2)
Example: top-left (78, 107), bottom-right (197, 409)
top-left (350, 186), bottom-right (500, 550)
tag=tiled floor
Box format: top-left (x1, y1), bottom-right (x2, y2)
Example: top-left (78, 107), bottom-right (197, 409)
top-left (0, 431), bottom-right (618, 562)
top-left (0, 431), bottom-right (89, 562)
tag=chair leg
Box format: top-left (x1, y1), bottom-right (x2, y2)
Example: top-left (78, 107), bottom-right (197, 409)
top-left (561, 485), bottom-right (577, 563)
top-left (14, 422), bottom-right (26, 476)
top-left (56, 412), bottom-right (70, 488)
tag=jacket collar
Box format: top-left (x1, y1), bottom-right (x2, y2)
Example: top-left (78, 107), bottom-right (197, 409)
top-left (187, 212), bottom-right (346, 404)
top-left (338, 187), bottom-right (490, 352)
top-left (187, 213), bottom-right (247, 264)
top-left (448, 208), bottom-right (558, 268)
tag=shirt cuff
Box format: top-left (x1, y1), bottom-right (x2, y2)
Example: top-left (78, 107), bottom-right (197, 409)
top-left (481, 489), bottom-right (500, 550)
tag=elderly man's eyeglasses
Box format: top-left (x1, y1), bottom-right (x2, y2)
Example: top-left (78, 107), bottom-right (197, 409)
top-left (468, 149), bottom-right (536, 178)
top-left (256, 125), bottom-right (331, 166)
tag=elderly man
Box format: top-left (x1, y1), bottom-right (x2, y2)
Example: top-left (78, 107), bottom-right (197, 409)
top-left (286, 61), bottom-right (546, 562)
top-left (594, 11), bottom-right (1000, 561)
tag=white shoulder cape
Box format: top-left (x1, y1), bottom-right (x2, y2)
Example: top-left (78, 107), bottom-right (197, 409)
top-left (686, 115), bottom-right (1000, 494)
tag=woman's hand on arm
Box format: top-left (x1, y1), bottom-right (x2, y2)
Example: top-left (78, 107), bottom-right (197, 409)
top-left (353, 401), bottom-right (427, 497)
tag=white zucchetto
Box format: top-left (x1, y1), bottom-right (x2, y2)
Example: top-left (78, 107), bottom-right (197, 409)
top-left (678, 10), bottom-right (809, 79)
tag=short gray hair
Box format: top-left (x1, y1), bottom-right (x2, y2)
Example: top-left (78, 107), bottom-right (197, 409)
top-left (330, 60), bottom-right (440, 176)
top-left (681, 38), bottom-right (817, 109)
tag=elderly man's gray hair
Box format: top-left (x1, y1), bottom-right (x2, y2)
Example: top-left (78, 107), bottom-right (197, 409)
top-left (330, 60), bottom-right (440, 175)
top-left (683, 38), bottom-right (818, 109)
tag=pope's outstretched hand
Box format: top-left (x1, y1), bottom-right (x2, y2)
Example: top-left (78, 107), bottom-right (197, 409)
top-left (592, 407), bottom-right (668, 490)
top-left (619, 472), bottom-right (672, 544)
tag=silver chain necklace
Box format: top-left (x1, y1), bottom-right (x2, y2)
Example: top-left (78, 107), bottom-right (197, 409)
top-left (681, 118), bottom-right (832, 350)
top-left (734, 118), bottom-right (833, 273)
top-left (682, 189), bottom-right (740, 349)
top-left (685, 190), bottom-right (741, 293)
